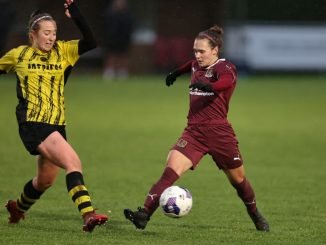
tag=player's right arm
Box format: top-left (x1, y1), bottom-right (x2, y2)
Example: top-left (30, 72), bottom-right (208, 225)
top-left (165, 60), bottom-right (193, 86)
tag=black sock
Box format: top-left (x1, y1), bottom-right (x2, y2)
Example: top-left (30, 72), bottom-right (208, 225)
top-left (17, 179), bottom-right (43, 212)
top-left (66, 171), bottom-right (94, 216)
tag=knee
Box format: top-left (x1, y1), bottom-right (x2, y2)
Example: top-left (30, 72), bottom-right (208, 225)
top-left (166, 162), bottom-right (185, 176)
top-left (166, 151), bottom-right (193, 176)
top-left (224, 165), bottom-right (246, 185)
top-left (229, 176), bottom-right (245, 186)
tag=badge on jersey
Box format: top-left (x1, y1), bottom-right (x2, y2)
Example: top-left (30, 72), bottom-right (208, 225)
top-left (176, 138), bottom-right (188, 148)
top-left (205, 69), bottom-right (214, 78)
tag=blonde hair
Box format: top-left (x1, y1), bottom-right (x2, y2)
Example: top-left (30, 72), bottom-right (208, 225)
top-left (27, 10), bottom-right (55, 43)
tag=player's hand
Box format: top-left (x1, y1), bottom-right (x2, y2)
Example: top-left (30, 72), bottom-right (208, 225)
top-left (166, 72), bottom-right (178, 86)
top-left (189, 82), bottom-right (213, 92)
top-left (64, 0), bottom-right (74, 18)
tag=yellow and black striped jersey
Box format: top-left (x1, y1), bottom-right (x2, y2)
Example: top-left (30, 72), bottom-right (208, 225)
top-left (0, 40), bottom-right (79, 125)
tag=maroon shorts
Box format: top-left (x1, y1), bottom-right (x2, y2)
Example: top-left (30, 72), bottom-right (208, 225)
top-left (171, 124), bottom-right (243, 170)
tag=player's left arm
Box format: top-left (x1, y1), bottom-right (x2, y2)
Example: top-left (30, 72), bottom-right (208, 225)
top-left (211, 73), bottom-right (235, 92)
top-left (64, 0), bottom-right (97, 55)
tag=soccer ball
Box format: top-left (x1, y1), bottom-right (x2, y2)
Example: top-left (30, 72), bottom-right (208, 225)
top-left (159, 186), bottom-right (192, 218)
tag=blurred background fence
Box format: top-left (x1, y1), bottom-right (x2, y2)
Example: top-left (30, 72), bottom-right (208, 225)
top-left (1, 0), bottom-right (326, 75)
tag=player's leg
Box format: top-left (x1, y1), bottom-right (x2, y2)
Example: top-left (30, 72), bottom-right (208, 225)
top-left (115, 53), bottom-right (129, 78)
top-left (103, 55), bottom-right (116, 79)
top-left (124, 128), bottom-right (206, 229)
top-left (35, 155), bottom-right (60, 190)
top-left (6, 155), bottom-right (60, 224)
top-left (124, 150), bottom-right (194, 229)
top-left (224, 165), bottom-right (255, 213)
top-left (144, 150), bottom-right (193, 214)
top-left (223, 166), bottom-right (269, 231)
top-left (37, 131), bottom-right (81, 173)
top-left (143, 128), bottom-right (206, 217)
top-left (37, 131), bottom-right (108, 232)
top-left (207, 125), bottom-right (269, 231)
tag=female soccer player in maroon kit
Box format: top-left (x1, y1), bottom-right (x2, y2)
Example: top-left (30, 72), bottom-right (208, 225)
top-left (124, 25), bottom-right (269, 232)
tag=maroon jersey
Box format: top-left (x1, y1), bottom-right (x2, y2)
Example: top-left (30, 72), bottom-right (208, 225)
top-left (189, 59), bottom-right (237, 125)
top-left (176, 59), bottom-right (237, 125)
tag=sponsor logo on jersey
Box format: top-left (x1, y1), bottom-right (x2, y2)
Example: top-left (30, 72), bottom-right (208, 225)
top-left (189, 90), bottom-right (214, 96)
top-left (28, 63), bottom-right (62, 71)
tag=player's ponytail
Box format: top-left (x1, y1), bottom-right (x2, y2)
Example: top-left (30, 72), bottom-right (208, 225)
top-left (197, 25), bottom-right (224, 54)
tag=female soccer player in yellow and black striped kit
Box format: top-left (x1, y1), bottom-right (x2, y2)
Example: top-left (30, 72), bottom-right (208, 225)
top-left (0, 0), bottom-right (108, 232)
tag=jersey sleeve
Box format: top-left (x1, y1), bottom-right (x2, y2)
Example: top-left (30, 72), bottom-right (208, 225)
top-left (57, 40), bottom-right (80, 66)
top-left (175, 60), bottom-right (193, 75)
top-left (211, 61), bottom-right (237, 92)
top-left (67, 2), bottom-right (97, 55)
top-left (211, 73), bottom-right (234, 92)
top-left (0, 48), bottom-right (17, 74)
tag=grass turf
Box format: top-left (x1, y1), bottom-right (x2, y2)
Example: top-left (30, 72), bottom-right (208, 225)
top-left (0, 74), bottom-right (325, 244)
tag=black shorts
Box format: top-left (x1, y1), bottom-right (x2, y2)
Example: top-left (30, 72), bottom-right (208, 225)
top-left (19, 122), bottom-right (67, 155)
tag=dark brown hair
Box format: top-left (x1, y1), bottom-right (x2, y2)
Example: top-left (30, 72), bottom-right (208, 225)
top-left (197, 25), bottom-right (224, 53)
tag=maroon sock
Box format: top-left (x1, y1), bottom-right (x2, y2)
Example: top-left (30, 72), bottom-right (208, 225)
top-left (232, 178), bottom-right (257, 214)
top-left (144, 167), bottom-right (179, 216)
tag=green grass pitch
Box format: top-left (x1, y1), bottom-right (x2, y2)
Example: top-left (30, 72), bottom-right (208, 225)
top-left (0, 74), bottom-right (325, 244)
